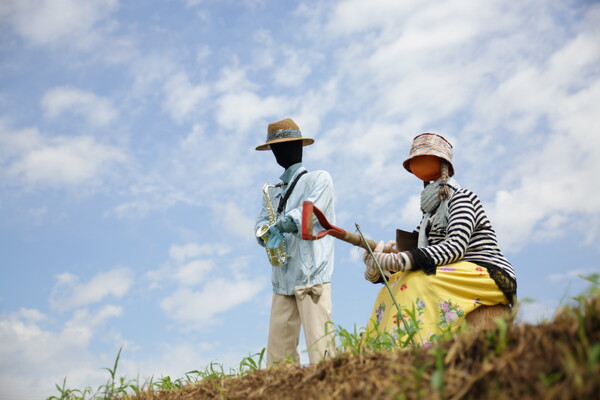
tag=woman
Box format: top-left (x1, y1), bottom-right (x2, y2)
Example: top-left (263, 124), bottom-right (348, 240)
top-left (363, 133), bottom-right (516, 346)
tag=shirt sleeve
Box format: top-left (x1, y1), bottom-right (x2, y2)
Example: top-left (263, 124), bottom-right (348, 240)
top-left (364, 251), bottom-right (409, 283)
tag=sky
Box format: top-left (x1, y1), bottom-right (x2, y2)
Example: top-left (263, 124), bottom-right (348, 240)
top-left (0, 0), bottom-right (599, 399)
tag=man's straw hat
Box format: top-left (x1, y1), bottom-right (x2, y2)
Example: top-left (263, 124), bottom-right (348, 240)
top-left (403, 133), bottom-right (455, 176)
top-left (255, 118), bottom-right (314, 151)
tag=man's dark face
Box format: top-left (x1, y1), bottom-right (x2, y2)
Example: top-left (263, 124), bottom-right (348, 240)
top-left (270, 141), bottom-right (303, 169)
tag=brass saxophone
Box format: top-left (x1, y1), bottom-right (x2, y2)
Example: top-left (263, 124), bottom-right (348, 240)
top-left (256, 183), bottom-right (287, 267)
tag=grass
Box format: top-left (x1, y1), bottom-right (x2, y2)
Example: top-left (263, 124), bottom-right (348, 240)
top-left (46, 274), bottom-right (600, 400)
top-left (47, 348), bottom-right (268, 400)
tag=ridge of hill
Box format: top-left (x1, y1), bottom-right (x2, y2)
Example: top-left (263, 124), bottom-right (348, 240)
top-left (125, 292), bottom-right (599, 400)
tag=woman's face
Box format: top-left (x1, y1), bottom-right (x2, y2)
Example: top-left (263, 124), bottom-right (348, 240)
top-left (409, 155), bottom-right (442, 181)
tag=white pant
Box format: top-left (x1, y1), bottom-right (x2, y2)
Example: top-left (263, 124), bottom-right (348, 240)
top-left (266, 283), bottom-right (336, 366)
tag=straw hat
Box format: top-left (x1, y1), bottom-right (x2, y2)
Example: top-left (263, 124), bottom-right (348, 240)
top-left (255, 118), bottom-right (314, 151)
top-left (403, 132), bottom-right (454, 176)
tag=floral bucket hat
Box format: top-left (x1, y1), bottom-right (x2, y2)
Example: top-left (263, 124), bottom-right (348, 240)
top-left (402, 132), bottom-right (454, 176)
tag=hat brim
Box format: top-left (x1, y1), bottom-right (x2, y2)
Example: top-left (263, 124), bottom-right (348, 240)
top-left (403, 153), bottom-right (455, 176)
top-left (255, 137), bottom-right (314, 151)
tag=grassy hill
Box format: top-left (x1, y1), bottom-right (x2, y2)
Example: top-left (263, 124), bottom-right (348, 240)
top-left (50, 277), bottom-right (600, 400)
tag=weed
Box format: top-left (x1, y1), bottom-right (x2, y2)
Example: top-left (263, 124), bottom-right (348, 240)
top-left (47, 378), bottom-right (90, 400)
top-left (539, 371), bottom-right (564, 387)
top-left (47, 275), bottom-right (600, 400)
top-left (428, 344), bottom-right (446, 397)
top-left (493, 318), bottom-right (508, 355)
top-left (237, 348), bottom-right (266, 376)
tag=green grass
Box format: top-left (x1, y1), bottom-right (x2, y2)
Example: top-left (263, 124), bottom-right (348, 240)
top-left (45, 314), bottom-right (431, 400)
top-left (46, 348), bottom-right (267, 400)
top-left (44, 308), bottom-right (454, 400)
top-left (46, 274), bottom-right (600, 400)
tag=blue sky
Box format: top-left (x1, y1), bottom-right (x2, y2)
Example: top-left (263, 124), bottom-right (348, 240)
top-left (1, 0), bottom-right (599, 399)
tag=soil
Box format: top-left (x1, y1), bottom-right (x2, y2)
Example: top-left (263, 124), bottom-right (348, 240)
top-left (127, 295), bottom-right (600, 400)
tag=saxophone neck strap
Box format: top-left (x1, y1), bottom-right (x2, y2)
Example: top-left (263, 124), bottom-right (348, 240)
top-left (277, 170), bottom-right (308, 215)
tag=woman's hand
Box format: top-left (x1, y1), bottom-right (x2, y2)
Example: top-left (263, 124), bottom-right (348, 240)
top-left (384, 240), bottom-right (397, 252)
top-left (363, 241), bottom-right (411, 283)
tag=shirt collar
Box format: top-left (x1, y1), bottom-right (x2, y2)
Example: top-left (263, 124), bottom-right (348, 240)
top-left (279, 163), bottom-right (303, 184)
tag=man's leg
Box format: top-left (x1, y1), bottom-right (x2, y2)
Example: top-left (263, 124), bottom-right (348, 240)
top-left (267, 292), bottom-right (301, 367)
top-left (297, 283), bottom-right (336, 364)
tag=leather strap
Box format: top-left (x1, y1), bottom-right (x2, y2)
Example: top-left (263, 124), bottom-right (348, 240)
top-left (277, 170), bottom-right (308, 214)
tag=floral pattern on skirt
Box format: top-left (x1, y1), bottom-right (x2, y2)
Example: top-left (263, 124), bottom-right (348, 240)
top-left (366, 261), bottom-right (508, 346)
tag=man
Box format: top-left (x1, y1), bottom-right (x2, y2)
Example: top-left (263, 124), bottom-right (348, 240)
top-left (255, 118), bottom-right (336, 366)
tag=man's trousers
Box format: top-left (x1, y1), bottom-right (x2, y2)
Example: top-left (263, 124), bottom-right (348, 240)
top-left (266, 283), bottom-right (336, 366)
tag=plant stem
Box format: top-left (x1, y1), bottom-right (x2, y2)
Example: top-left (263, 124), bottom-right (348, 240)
top-left (355, 223), bottom-right (416, 346)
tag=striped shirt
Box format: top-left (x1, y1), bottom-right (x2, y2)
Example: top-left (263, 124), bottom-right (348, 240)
top-left (409, 188), bottom-right (516, 300)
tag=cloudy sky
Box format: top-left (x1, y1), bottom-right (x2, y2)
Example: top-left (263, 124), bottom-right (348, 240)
top-left (1, 0), bottom-right (599, 399)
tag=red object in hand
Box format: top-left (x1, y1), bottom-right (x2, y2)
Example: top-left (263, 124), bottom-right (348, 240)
top-left (301, 201), bottom-right (397, 253)
top-left (301, 201), bottom-right (346, 240)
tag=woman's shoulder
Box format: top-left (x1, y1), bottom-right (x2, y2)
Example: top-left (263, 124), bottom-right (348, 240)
top-left (449, 188), bottom-right (481, 205)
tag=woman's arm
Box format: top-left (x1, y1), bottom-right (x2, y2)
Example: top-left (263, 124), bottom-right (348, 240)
top-left (408, 190), bottom-right (478, 273)
top-left (363, 241), bottom-right (412, 283)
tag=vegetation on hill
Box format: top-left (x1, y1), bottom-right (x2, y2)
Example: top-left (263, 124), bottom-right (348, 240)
top-left (49, 275), bottom-right (600, 400)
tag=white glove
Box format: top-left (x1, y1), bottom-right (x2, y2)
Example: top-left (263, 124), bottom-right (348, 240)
top-left (363, 241), bottom-right (412, 283)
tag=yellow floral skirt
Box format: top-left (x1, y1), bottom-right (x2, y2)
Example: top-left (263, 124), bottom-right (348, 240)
top-left (367, 261), bottom-right (508, 346)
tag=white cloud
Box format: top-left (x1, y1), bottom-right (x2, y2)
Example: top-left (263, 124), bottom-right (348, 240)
top-left (286, 80), bottom-right (339, 139)
top-left (0, 306), bottom-right (122, 400)
top-left (149, 241), bottom-right (266, 328)
top-left (173, 259), bottom-right (214, 286)
top-left (290, 0), bottom-right (600, 252)
top-left (147, 242), bottom-right (235, 290)
top-left (10, 135), bottom-right (126, 186)
top-left (160, 277), bottom-right (266, 327)
top-left (398, 194), bottom-right (421, 228)
top-left (169, 243), bottom-right (231, 263)
top-left (259, 44), bottom-right (313, 87)
top-left (214, 66), bottom-right (258, 94)
top-left (482, 32), bottom-right (600, 250)
top-left (212, 202), bottom-right (256, 240)
top-left (110, 180), bottom-right (194, 219)
top-left (128, 52), bottom-right (178, 95)
top-left (162, 72), bottom-right (210, 122)
top-left (196, 45), bottom-right (212, 64)
top-left (0, 122), bottom-right (127, 188)
top-left (0, 303), bottom-right (259, 400)
top-left (251, 29), bottom-right (321, 87)
top-left (50, 267), bottom-right (134, 311)
top-left (548, 268), bottom-right (598, 283)
top-left (216, 90), bottom-right (289, 132)
top-left (41, 86), bottom-right (118, 127)
top-left (110, 120), bottom-right (259, 218)
top-left (325, 0), bottom-right (418, 35)
top-left (1, 0), bottom-right (118, 48)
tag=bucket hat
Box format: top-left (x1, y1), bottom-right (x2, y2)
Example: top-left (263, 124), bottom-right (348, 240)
top-left (403, 132), bottom-right (454, 176)
top-left (255, 118), bottom-right (314, 151)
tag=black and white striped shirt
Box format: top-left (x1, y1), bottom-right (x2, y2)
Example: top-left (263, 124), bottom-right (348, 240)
top-left (410, 188), bottom-right (517, 300)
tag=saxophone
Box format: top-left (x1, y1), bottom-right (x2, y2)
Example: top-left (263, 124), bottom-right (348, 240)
top-left (256, 183), bottom-right (287, 267)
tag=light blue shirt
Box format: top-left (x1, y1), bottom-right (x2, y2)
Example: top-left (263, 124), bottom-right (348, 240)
top-left (255, 164), bottom-right (335, 295)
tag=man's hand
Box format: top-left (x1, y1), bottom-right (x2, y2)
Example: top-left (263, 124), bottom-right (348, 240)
top-left (276, 215), bottom-right (298, 233)
top-left (266, 224), bottom-right (284, 249)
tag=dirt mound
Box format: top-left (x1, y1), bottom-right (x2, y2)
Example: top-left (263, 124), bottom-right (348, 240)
top-left (129, 295), bottom-right (600, 400)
